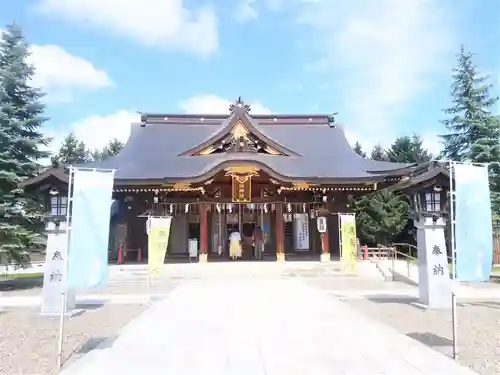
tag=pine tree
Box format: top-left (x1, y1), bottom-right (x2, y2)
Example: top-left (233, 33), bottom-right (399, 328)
top-left (353, 141), bottom-right (367, 157)
top-left (370, 143), bottom-right (388, 161)
top-left (92, 138), bottom-right (124, 161)
top-left (51, 132), bottom-right (90, 167)
top-left (440, 45), bottom-right (498, 161)
top-left (440, 46), bottom-right (500, 218)
top-left (0, 25), bottom-right (50, 263)
top-left (386, 135), bottom-right (432, 164)
top-left (467, 115), bottom-right (500, 220)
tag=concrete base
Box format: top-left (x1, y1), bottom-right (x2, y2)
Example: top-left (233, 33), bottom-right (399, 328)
top-left (320, 253), bottom-right (331, 263)
top-left (276, 253), bottom-right (286, 262)
top-left (199, 253), bottom-right (208, 263)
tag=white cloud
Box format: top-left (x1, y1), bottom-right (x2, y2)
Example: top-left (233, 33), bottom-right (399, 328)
top-left (0, 28), bottom-right (111, 101)
top-left (28, 44), bottom-right (112, 99)
top-left (34, 0), bottom-right (219, 57)
top-left (179, 94), bottom-right (272, 114)
top-left (298, 0), bottom-right (453, 145)
top-left (47, 110), bottom-right (139, 155)
top-left (235, 0), bottom-right (258, 23)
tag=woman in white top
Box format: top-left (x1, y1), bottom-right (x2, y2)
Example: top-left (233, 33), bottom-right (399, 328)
top-left (229, 227), bottom-right (242, 259)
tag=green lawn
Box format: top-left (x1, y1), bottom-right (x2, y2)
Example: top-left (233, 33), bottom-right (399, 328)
top-left (2, 272), bottom-right (43, 280)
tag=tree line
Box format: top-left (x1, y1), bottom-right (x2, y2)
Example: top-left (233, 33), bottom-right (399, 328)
top-left (50, 133), bottom-right (124, 167)
top-left (0, 24), bottom-right (499, 260)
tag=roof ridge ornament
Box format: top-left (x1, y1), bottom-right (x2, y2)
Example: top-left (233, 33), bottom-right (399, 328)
top-left (229, 96), bottom-right (251, 114)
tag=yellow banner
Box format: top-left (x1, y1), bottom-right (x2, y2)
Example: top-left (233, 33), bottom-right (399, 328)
top-left (147, 217), bottom-right (172, 276)
top-left (340, 214), bottom-right (357, 274)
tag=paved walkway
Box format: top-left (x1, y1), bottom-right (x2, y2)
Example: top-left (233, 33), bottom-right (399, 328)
top-left (61, 279), bottom-right (476, 375)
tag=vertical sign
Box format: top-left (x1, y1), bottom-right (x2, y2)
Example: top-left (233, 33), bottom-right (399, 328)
top-left (67, 169), bottom-right (115, 289)
top-left (148, 217), bottom-right (172, 276)
top-left (455, 164), bottom-right (493, 281)
top-left (416, 218), bottom-right (451, 309)
top-left (340, 214), bottom-right (357, 273)
top-left (293, 213), bottom-right (310, 251)
top-left (231, 175), bottom-right (252, 203)
top-left (41, 221), bottom-right (74, 315)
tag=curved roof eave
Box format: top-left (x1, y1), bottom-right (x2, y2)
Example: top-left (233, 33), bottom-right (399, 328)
top-left (113, 159), bottom-right (398, 186)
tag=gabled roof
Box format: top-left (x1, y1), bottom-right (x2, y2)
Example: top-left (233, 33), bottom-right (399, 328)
top-left (19, 166), bottom-right (68, 188)
top-left (386, 161), bottom-right (450, 193)
top-left (179, 108), bottom-right (300, 157)
top-left (22, 99), bottom-right (415, 187)
top-left (77, 98), bottom-right (413, 184)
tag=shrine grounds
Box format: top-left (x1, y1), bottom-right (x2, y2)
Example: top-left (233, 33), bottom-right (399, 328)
top-left (1, 262), bottom-right (500, 375)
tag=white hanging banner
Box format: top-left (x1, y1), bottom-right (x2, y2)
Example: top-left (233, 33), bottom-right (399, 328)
top-left (293, 213), bottom-right (310, 251)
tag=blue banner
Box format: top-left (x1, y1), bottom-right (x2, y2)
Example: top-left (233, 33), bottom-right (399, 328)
top-left (455, 163), bottom-right (493, 281)
top-left (67, 169), bottom-right (115, 289)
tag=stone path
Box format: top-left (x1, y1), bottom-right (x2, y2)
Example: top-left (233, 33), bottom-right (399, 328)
top-left (60, 278), bottom-right (477, 375)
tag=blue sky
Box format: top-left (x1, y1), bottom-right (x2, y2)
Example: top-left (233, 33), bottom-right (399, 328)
top-left (0, 0), bottom-right (499, 155)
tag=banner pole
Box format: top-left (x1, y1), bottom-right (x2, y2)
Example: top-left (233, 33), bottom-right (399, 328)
top-left (449, 160), bottom-right (458, 359)
top-left (57, 292), bottom-right (66, 368)
top-left (57, 166), bottom-right (74, 369)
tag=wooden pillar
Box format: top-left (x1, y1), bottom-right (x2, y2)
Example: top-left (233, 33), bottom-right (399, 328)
top-left (275, 203), bottom-right (285, 262)
top-left (199, 203), bottom-right (208, 263)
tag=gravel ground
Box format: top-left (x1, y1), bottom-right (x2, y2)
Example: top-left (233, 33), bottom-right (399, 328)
top-left (0, 303), bottom-right (147, 375)
top-left (344, 296), bottom-right (500, 375)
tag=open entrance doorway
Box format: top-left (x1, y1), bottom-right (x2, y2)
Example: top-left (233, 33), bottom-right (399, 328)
top-left (212, 203), bottom-right (267, 261)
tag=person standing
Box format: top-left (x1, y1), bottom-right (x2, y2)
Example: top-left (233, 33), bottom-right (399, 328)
top-left (229, 227), bottom-right (242, 260)
top-left (252, 226), bottom-right (264, 260)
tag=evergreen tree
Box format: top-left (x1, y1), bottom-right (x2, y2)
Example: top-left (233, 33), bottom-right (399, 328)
top-left (0, 25), bottom-right (50, 262)
top-left (51, 132), bottom-right (90, 167)
top-left (355, 190), bottom-right (410, 246)
top-left (92, 138), bottom-right (124, 161)
top-left (353, 141), bottom-right (367, 157)
top-left (440, 45), bottom-right (500, 218)
top-left (386, 135), bottom-right (432, 164)
top-left (370, 144), bottom-right (388, 161)
top-left (440, 45), bottom-right (498, 161)
top-left (467, 115), bottom-right (500, 220)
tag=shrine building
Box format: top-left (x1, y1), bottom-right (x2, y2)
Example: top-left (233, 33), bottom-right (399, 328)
top-left (22, 97), bottom-right (422, 263)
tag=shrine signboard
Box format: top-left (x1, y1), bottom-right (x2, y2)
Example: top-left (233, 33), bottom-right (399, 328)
top-left (225, 166), bottom-right (259, 203)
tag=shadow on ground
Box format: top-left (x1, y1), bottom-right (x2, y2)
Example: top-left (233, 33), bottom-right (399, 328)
top-left (0, 277), bottom-right (43, 291)
top-left (76, 335), bottom-right (119, 354)
top-left (366, 295), bottom-right (419, 304)
top-left (406, 332), bottom-right (453, 347)
top-left (365, 295), bottom-right (500, 310)
top-left (75, 303), bottom-right (105, 311)
top-left (459, 301), bottom-right (500, 310)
